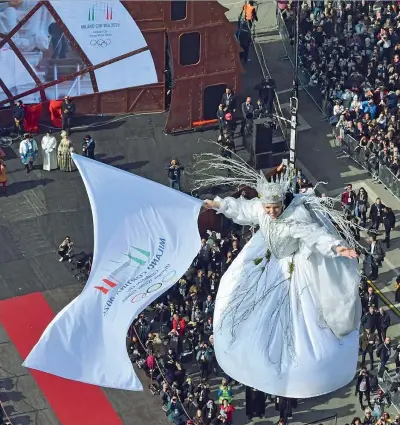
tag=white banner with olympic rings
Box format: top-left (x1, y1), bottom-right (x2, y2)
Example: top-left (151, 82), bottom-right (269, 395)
top-left (23, 154), bottom-right (202, 391)
top-left (51, 0), bottom-right (158, 92)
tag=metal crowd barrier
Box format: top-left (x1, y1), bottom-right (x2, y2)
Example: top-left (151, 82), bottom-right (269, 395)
top-left (336, 129), bottom-right (400, 201)
top-left (276, 9), bottom-right (399, 199)
top-left (379, 370), bottom-right (400, 413)
top-left (250, 5), bottom-right (288, 142)
top-left (252, 37), bottom-right (288, 141)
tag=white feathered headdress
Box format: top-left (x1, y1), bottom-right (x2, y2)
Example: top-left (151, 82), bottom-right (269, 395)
top-left (256, 170), bottom-right (291, 204)
top-left (191, 140), bottom-right (292, 203)
top-left (192, 139), bottom-right (365, 250)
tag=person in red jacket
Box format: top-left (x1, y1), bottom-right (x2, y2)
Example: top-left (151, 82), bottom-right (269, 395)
top-left (219, 399), bottom-right (235, 425)
top-left (341, 184), bottom-right (357, 214)
top-left (171, 314), bottom-right (186, 336)
top-left (170, 314), bottom-right (186, 354)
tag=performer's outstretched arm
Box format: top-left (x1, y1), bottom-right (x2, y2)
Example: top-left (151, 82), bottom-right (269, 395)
top-left (291, 206), bottom-right (357, 259)
top-left (204, 196), bottom-right (261, 227)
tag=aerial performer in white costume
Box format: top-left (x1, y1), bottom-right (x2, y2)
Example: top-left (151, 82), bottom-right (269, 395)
top-left (23, 153), bottom-right (361, 397)
top-left (194, 151), bottom-right (362, 399)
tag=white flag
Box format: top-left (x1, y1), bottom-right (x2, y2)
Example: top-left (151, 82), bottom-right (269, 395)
top-left (23, 154), bottom-right (202, 390)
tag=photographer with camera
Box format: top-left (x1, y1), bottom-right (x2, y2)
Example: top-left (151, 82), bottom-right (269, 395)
top-left (166, 158), bottom-right (185, 191)
top-left (57, 236), bottom-right (73, 262)
top-left (166, 394), bottom-right (186, 425)
top-left (196, 342), bottom-right (212, 382)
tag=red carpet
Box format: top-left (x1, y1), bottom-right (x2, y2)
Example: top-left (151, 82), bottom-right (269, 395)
top-left (0, 293), bottom-right (122, 425)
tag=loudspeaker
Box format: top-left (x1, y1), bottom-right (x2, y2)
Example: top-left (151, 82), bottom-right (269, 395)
top-left (252, 119), bottom-right (274, 154)
top-left (254, 152), bottom-right (273, 170)
top-left (253, 152), bottom-right (288, 170)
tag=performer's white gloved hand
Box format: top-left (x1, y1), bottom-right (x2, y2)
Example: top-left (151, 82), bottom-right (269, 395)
top-left (203, 200), bottom-right (220, 210)
top-left (335, 246), bottom-right (358, 259)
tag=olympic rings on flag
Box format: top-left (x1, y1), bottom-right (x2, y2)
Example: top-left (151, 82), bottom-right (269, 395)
top-left (130, 270), bottom-right (178, 303)
top-left (90, 39), bottom-right (111, 48)
top-left (146, 283), bottom-right (162, 293)
top-left (130, 293), bottom-right (147, 303)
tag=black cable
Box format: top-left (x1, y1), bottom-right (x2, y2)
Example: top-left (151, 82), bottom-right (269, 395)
top-left (293, 2), bottom-right (300, 99)
top-left (130, 325), bottom-right (194, 422)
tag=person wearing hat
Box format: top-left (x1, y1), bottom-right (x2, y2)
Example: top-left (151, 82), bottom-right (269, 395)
top-left (372, 389), bottom-right (389, 418)
top-left (61, 95), bottom-right (76, 134)
top-left (19, 133), bottom-right (38, 173)
top-left (82, 135), bottom-right (96, 160)
top-left (223, 112), bottom-right (235, 140)
top-left (57, 131), bottom-right (76, 172)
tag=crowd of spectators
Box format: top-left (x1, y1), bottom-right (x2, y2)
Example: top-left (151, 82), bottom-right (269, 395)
top-left (127, 219), bottom-right (301, 425)
top-left (123, 170), bottom-right (400, 424)
top-left (282, 1), bottom-right (400, 182)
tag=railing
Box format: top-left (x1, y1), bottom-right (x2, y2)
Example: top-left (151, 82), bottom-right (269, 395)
top-left (335, 128), bottom-right (400, 201)
top-left (276, 9), bottom-right (327, 117)
top-left (276, 8), bottom-right (400, 199)
top-left (379, 369), bottom-right (400, 413)
top-left (252, 38), bottom-right (288, 141)
top-left (52, 63), bottom-right (83, 98)
top-left (240, 1), bottom-right (288, 142)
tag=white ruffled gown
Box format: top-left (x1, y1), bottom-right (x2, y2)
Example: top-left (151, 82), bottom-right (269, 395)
top-left (212, 193), bottom-right (361, 398)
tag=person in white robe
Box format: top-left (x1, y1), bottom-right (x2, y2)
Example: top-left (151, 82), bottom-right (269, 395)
top-left (194, 151), bottom-right (362, 399)
top-left (41, 131), bottom-right (58, 171)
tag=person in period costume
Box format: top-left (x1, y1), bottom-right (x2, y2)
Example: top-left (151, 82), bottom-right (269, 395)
top-left (19, 133), bottom-right (38, 173)
top-left (57, 131), bottom-right (76, 172)
top-left (194, 146), bottom-right (361, 399)
top-left (0, 158), bottom-right (7, 195)
top-left (245, 387), bottom-right (266, 420)
top-left (41, 130), bottom-right (58, 171)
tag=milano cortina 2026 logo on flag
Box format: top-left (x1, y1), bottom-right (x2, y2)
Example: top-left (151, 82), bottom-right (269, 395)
top-left (98, 239), bottom-right (179, 316)
top-left (88, 2), bottom-right (113, 22)
top-left (22, 154), bottom-right (202, 391)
